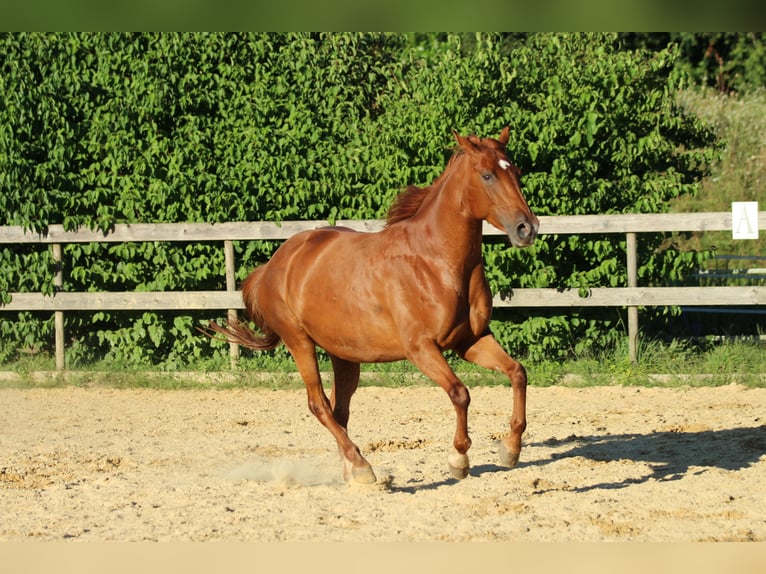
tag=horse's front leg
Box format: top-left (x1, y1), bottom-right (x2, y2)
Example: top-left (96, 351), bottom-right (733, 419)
top-left (460, 333), bottom-right (527, 467)
top-left (407, 343), bottom-right (472, 479)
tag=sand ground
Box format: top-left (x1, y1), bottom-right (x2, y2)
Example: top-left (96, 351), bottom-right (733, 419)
top-left (1, 383), bottom-right (764, 541)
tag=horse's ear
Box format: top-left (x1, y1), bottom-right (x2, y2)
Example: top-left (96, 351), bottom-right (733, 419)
top-left (453, 130), bottom-right (478, 153)
top-left (498, 126), bottom-right (510, 146)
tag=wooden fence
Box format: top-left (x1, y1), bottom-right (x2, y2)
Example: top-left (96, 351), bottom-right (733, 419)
top-left (2, 212), bottom-right (765, 370)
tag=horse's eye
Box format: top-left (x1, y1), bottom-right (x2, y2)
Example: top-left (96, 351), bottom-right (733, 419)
top-left (482, 173), bottom-right (493, 182)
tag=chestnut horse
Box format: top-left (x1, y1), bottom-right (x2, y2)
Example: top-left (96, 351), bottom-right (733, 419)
top-left (205, 128), bottom-right (538, 484)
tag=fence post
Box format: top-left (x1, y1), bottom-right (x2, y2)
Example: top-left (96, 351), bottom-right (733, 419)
top-left (626, 232), bottom-right (639, 363)
top-left (224, 240), bottom-right (239, 368)
top-left (52, 243), bottom-right (65, 371)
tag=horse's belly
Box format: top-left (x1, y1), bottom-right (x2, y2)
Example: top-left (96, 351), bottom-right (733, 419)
top-left (299, 291), bottom-right (407, 363)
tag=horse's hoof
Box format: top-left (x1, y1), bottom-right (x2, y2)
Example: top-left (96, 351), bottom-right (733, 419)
top-left (343, 458), bottom-right (377, 484)
top-left (351, 465), bottom-right (377, 485)
top-left (448, 450), bottom-right (470, 480)
top-left (499, 440), bottom-right (521, 467)
top-left (448, 463), bottom-right (470, 480)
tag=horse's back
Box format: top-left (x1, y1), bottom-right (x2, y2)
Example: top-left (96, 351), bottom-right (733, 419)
top-left (257, 224), bottom-right (375, 312)
top-left (271, 225), bottom-right (365, 271)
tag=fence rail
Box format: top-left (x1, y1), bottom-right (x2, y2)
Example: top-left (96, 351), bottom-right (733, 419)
top-left (0, 212), bottom-right (755, 244)
top-left (5, 286), bottom-right (766, 312)
top-left (2, 212), bottom-right (765, 370)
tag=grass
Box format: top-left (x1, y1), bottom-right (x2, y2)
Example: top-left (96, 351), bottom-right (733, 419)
top-left (528, 337), bottom-right (766, 388)
top-left (2, 337), bottom-right (764, 390)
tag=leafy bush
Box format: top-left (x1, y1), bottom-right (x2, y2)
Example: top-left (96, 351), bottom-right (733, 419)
top-left (0, 32), bottom-right (719, 366)
top-left (622, 33), bottom-right (766, 93)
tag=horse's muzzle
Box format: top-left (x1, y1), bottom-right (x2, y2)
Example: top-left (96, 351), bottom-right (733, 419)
top-left (510, 216), bottom-right (539, 247)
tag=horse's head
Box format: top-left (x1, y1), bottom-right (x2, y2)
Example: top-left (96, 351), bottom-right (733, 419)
top-left (453, 127), bottom-right (539, 247)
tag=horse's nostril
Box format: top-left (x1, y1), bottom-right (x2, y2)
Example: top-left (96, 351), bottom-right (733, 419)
top-left (514, 219), bottom-right (538, 245)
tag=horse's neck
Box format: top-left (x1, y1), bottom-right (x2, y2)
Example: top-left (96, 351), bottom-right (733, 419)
top-left (409, 176), bottom-right (484, 264)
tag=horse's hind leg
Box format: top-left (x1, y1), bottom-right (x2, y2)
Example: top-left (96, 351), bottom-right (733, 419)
top-left (329, 355), bottom-right (369, 482)
top-left (460, 334), bottom-right (527, 467)
top-left (288, 341), bottom-right (376, 484)
top-left (329, 354), bottom-right (360, 429)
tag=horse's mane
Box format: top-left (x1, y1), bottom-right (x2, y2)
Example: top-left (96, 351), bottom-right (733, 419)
top-left (385, 149), bottom-right (465, 226)
top-left (385, 185), bottom-right (430, 226)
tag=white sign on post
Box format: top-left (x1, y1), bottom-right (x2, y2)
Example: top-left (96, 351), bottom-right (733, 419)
top-left (732, 202), bottom-right (759, 240)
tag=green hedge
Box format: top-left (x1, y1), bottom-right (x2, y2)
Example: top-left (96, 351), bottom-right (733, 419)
top-left (0, 33), bottom-right (719, 366)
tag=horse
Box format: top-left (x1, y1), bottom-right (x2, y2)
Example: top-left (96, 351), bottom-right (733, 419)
top-left (203, 127), bottom-right (539, 484)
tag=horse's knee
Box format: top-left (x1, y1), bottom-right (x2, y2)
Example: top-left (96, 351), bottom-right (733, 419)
top-left (447, 383), bottom-right (471, 410)
top-left (508, 361), bottom-right (528, 387)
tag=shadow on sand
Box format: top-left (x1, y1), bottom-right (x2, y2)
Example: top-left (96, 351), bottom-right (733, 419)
top-left (387, 424), bottom-right (766, 493)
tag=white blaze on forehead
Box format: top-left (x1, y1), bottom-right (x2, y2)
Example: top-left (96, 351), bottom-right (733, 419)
top-left (498, 159), bottom-right (511, 171)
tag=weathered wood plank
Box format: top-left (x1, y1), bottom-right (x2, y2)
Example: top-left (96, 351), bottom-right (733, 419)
top-left (3, 286), bottom-right (765, 312)
top-left (1, 291), bottom-right (244, 311)
top-left (0, 220), bottom-right (387, 244)
top-left (528, 212), bottom-right (754, 234)
top-left (2, 212), bottom-right (763, 244)
top-left (492, 286), bottom-right (766, 307)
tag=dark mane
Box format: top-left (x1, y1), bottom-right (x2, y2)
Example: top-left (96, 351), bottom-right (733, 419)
top-left (385, 149), bottom-right (465, 226)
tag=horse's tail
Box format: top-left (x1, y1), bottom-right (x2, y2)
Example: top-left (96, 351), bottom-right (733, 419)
top-left (199, 266), bottom-right (282, 351)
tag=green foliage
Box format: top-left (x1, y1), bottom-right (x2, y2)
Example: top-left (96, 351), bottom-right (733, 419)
top-left (0, 33), bottom-right (721, 366)
top-left (621, 33), bottom-right (766, 93)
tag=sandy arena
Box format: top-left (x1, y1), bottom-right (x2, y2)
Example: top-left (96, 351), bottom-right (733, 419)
top-left (1, 383), bottom-right (765, 542)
